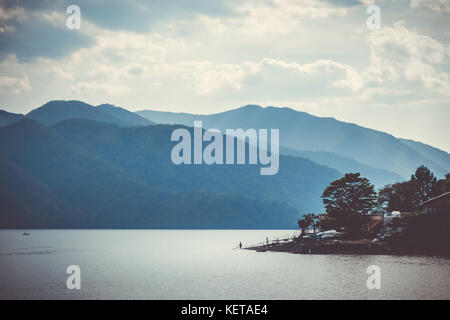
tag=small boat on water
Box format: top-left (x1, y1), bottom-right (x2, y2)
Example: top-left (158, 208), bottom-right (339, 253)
top-left (22, 232), bottom-right (30, 236)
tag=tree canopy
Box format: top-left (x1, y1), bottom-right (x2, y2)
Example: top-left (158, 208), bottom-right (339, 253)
top-left (378, 165), bottom-right (448, 212)
top-left (321, 173), bottom-right (377, 218)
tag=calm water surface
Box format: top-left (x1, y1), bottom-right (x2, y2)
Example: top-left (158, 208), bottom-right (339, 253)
top-left (0, 230), bottom-right (449, 299)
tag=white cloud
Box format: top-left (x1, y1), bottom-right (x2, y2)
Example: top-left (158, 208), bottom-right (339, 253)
top-left (70, 82), bottom-right (131, 95)
top-left (0, 0), bottom-right (449, 150)
top-left (410, 0), bottom-right (450, 13)
top-left (0, 74), bottom-right (31, 94)
top-left (259, 58), bottom-right (364, 91)
top-left (179, 61), bottom-right (249, 95)
top-left (0, 5), bottom-right (27, 23)
top-left (0, 4), bottom-right (27, 33)
top-left (214, 0), bottom-right (349, 37)
top-left (42, 66), bottom-right (75, 81)
top-left (154, 57), bottom-right (363, 96)
top-left (364, 21), bottom-right (450, 97)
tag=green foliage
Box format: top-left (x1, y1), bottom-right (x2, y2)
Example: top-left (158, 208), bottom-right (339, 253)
top-left (306, 213), bottom-right (319, 233)
top-left (297, 218), bottom-right (309, 236)
top-left (378, 165), bottom-right (448, 212)
top-left (410, 165), bottom-right (437, 206)
top-left (320, 173), bottom-right (377, 235)
top-left (378, 182), bottom-right (417, 212)
top-left (318, 215), bottom-right (337, 231)
top-left (321, 173), bottom-right (377, 218)
top-left (434, 173), bottom-right (450, 195)
top-left (297, 213), bottom-right (320, 236)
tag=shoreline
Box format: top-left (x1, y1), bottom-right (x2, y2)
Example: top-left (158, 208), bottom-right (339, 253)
top-left (246, 238), bottom-right (450, 257)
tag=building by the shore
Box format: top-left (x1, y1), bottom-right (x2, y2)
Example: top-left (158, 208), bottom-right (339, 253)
top-left (420, 192), bottom-right (450, 215)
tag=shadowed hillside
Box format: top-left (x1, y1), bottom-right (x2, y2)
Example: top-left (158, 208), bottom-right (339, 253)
top-left (52, 118), bottom-right (340, 213)
top-left (0, 118), bottom-right (340, 228)
top-left (0, 110), bottom-right (24, 127)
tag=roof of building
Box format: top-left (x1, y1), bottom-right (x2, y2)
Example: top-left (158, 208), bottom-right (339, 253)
top-left (420, 191), bottom-right (450, 206)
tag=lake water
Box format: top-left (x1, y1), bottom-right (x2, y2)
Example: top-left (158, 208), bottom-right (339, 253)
top-left (0, 230), bottom-right (449, 300)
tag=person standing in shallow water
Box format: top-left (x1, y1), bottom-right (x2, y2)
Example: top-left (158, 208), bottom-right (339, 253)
top-left (239, 242), bottom-right (242, 249)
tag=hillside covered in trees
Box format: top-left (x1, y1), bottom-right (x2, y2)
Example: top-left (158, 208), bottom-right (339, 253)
top-left (0, 116), bottom-right (339, 228)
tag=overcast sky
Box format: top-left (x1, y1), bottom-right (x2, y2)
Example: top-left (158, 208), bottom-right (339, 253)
top-left (0, 0), bottom-right (449, 151)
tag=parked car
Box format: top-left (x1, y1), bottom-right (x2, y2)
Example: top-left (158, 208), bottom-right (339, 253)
top-left (316, 230), bottom-right (338, 239)
top-left (384, 211), bottom-right (401, 219)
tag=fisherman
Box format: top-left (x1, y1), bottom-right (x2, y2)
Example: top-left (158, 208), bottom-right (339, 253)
top-left (239, 242), bottom-right (242, 249)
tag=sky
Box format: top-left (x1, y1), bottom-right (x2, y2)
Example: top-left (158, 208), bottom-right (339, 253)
top-left (0, 0), bottom-right (449, 151)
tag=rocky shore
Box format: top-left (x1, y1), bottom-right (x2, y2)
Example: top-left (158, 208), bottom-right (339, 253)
top-left (246, 238), bottom-right (427, 255)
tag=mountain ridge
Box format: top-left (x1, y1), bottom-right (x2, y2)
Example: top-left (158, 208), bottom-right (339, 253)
top-left (24, 100), bottom-right (155, 127)
top-left (137, 105), bottom-right (449, 181)
top-left (0, 109), bottom-right (24, 127)
top-left (279, 147), bottom-right (404, 187)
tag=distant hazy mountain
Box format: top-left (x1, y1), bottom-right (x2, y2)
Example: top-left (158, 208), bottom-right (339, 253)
top-left (96, 103), bottom-right (155, 126)
top-left (137, 109), bottom-right (199, 125)
top-left (279, 147), bottom-right (404, 187)
top-left (137, 105), bottom-right (449, 180)
top-left (3, 100), bottom-right (447, 228)
top-left (0, 118), bottom-right (340, 228)
top-left (26, 100), bottom-right (154, 127)
top-left (52, 118), bottom-right (339, 213)
top-left (0, 110), bottom-right (24, 127)
top-left (399, 138), bottom-right (450, 175)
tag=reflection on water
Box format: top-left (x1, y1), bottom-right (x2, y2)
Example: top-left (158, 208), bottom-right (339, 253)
top-left (0, 230), bottom-right (449, 300)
